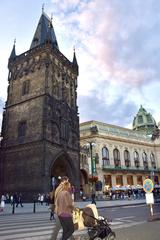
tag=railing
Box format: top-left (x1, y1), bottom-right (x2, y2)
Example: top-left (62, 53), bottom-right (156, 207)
top-left (102, 165), bottom-right (160, 172)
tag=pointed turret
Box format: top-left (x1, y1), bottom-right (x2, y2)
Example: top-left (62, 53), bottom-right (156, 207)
top-left (30, 11), bottom-right (59, 50)
top-left (9, 39), bottom-right (16, 60)
top-left (72, 47), bottom-right (79, 75)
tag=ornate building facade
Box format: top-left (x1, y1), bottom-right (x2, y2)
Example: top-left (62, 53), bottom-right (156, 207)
top-left (80, 107), bottom-right (160, 194)
top-left (0, 11), bottom-right (80, 199)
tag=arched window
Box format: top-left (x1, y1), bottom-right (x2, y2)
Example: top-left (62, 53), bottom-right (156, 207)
top-left (124, 150), bottom-right (130, 167)
top-left (18, 121), bottom-right (27, 137)
top-left (142, 152), bottom-right (148, 169)
top-left (150, 153), bottom-right (156, 169)
top-left (134, 151), bottom-right (140, 168)
top-left (102, 147), bottom-right (110, 166)
top-left (113, 148), bottom-right (120, 167)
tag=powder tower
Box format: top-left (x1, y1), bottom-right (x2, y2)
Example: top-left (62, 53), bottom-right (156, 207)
top-left (0, 11), bottom-right (80, 199)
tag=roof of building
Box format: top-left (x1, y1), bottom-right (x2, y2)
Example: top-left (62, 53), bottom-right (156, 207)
top-left (9, 40), bottom-right (16, 60)
top-left (80, 120), bottom-right (152, 143)
top-left (132, 105), bottom-right (156, 134)
top-left (72, 47), bottom-right (79, 74)
top-left (30, 11), bottom-right (59, 50)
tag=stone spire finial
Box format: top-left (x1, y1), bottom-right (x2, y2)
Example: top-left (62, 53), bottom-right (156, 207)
top-left (72, 45), bottom-right (79, 75)
top-left (42, 3), bottom-right (45, 13)
top-left (51, 13), bottom-right (53, 23)
top-left (9, 38), bottom-right (16, 60)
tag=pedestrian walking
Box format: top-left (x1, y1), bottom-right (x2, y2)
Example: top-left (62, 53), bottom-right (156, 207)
top-left (16, 193), bottom-right (23, 207)
top-left (0, 194), bottom-right (6, 212)
top-left (49, 190), bottom-right (55, 221)
top-left (50, 176), bottom-right (74, 240)
top-left (10, 195), bottom-right (14, 206)
top-left (40, 194), bottom-right (44, 205)
top-left (13, 192), bottom-right (18, 206)
top-left (70, 185), bottom-right (75, 201)
top-left (56, 181), bottom-right (75, 240)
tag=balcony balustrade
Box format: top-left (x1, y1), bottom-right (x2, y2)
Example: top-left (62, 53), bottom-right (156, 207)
top-left (102, 164), bottom-right (160, 172)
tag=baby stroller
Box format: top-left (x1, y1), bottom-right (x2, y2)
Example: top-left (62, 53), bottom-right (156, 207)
top-left (82, 204), bottom-right (116, 240)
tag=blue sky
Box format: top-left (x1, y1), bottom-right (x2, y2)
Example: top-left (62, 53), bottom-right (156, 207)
top-left (0, 0), bottom-right (160, 129)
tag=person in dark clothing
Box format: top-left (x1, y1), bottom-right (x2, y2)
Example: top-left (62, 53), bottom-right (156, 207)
top-left (49, 190), bottom-right (55, 220)
top-left (13, 192), bottom-right (18, 206)
top-left (16, 193), bottom-right (23, 207)
top-left (91, 193), bottom-right (96, 205)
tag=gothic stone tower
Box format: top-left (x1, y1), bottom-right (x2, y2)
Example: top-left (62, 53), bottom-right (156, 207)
top-left (0, 11), bottom-right (80, 200)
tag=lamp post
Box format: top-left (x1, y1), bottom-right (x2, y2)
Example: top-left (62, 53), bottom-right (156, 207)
top-left (86, 142), bottom-right (96, 204)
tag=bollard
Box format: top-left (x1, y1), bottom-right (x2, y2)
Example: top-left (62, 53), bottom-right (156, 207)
top-left (33, 200), bottom-right (36, 213)
top-left (12, 202), bottom-right (15, 214)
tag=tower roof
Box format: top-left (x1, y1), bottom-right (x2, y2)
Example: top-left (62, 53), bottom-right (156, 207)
top-left (9, 40), bottom-right (16, 60)
top-left (72, 47), bottom-right (79, 74)
top-left (133, 105), bottom-right (156, 135)
top-left (30, 12), bottom-right (59, 50)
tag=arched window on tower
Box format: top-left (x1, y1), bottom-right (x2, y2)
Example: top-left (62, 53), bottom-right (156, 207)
top-left (113, 148), bottom-right (121, 167)
top-left (124, 150), bottom-right (130, 167)
top-left (22, 80), bottom-right (30, 96)
top-left (150, 152), bottom-right (156, 169)
top-left (102, 147), bottom-right (110, 166)
top-left (142, 152), bottom-right (148, 169)
top-left (134, 151), bottom-right (140, 168)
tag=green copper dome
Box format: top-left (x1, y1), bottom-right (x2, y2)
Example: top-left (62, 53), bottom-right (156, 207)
top-left (133, 105), bottom-right (156, 135)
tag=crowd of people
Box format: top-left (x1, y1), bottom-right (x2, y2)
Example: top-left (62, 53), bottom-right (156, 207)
top-left (103, 186), bottom-right (160, 201)
top-left (0, 192), bottom-right (24, 211)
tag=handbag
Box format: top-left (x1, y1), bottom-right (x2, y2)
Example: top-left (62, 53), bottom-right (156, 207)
top-left (73, 208), bottom-right (85, 230)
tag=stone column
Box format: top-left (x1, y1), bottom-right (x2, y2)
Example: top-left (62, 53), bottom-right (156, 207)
top-left (111, 175), bottom-right (116, 187)
top-left (133, 175), bottom-right (137, 186)
top-left (123, 175), bottom-right (127, 186)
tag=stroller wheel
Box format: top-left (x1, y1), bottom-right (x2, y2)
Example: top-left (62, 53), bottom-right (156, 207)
top-left (103, 232), bottom-right (116, 240)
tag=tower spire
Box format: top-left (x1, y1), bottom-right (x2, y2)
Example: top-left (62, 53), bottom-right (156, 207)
top-left (30, 11), bottom-right (59, 50)
top-left (51, 13), bottom-right (53, 23)
top-left (42, 3), bottom-right (45, 13)
top-left (9, 39), bottom-right (16, 60)
top-left (72, 46), bottom-right (79, 75)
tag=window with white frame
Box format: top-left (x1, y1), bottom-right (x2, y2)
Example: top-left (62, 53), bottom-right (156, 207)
top-left (124, 150), bottom-right (130, 167)
top-left (142, 152), bottom-right (148, 168)
top-left (102, 147), bottom-right (110, 166)
top-left (134, 151), bottom-right (140, 168)
top-left (113, 148), bottom-right (121, 167)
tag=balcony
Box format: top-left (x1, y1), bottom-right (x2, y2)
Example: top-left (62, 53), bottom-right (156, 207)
top-left (125, 159), bottom-right (131, 168)
top-left (102, 164), bottom-right (160, 173)
top-left (114, 159), bottom-right (121, 167)
top-left (134, 160), bottom-right (140, 168)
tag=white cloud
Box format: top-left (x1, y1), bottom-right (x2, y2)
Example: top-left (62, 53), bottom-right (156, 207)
top-left (50, 0), bottom-right (160, 126)
top-left (0, 0), bottom-right (160, 129)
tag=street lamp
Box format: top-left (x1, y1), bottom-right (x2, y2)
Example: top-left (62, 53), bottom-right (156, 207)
top-left (85, 142), bottom-right (96, 204)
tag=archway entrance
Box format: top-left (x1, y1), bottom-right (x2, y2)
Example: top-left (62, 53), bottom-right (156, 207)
top-left (49, 152), bottom-right (80, 199)
top-left (50, 153), bottom-right (74, 190)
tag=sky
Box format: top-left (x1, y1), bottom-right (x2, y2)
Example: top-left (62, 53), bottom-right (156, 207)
top-left (0, 0), bottom-right (160, 129)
